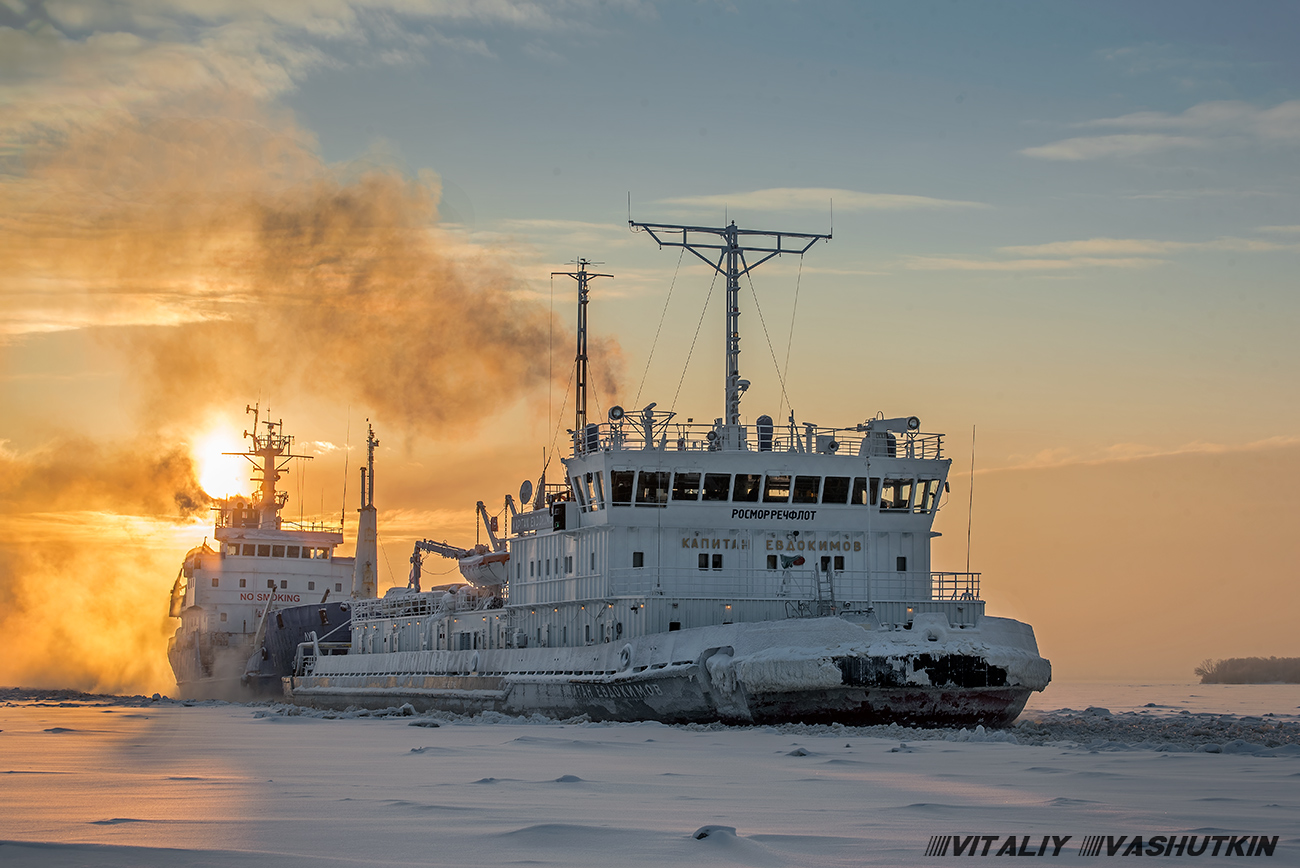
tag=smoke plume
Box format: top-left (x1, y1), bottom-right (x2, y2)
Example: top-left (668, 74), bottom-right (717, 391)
top-left (0, 92), bottom-right (622, 692)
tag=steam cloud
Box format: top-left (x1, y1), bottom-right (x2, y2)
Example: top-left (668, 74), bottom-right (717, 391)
top-left (0, 94), bottom-right (622, 693)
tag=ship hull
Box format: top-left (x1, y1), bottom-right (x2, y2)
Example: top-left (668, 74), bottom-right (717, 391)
top-left (286, 614), bottom-right (1048, 727)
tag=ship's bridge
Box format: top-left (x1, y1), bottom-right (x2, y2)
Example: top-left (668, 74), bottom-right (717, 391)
top-left (505, 409), bottom-right (970, 623)
top-left (533, 411), bottom-right (950, 534)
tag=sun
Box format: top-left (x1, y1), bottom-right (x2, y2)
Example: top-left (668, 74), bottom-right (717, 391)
top-left (192, 421), bottom-right (249, 498)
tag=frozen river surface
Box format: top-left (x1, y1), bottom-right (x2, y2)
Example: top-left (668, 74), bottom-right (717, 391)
top-left (2, 684), bottom-right (1298, 866)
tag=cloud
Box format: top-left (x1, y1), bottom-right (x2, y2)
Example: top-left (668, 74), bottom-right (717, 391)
top-left (1021, 100), bottom-right (1300, 160)
top-left (904, 255), bottom-right (1164, 272)
top-left (990, 434), bottom-right (1300, 474)
top-left (908, 229), bottom-right (1300, 272)
top-left (998, 236), bottom-right (1300, 257)
top-left (657, 187), bottom-right (987, 212)
top-left (1020, 133), bottom-right (1207, 161)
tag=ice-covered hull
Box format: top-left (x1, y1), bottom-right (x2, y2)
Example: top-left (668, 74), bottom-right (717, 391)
top-left (286, 614), bottom-right (1049, 727)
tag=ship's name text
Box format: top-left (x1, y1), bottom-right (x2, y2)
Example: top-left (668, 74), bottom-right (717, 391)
top-left (731, 508), bottom-right (818, 521)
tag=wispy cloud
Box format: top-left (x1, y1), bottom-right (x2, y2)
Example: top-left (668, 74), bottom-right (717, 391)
top-left (909, 228), bottom-right (1299, 272)
top-left (990, 435), bottom-right (1300, 474)
top-left (1021, 133), bottom-right (1206, 161)
top-left (1022, 99), bottom-right (1300, 161)
top-left (657, 187), bottom-right (987, 212)
top-left (904, 256), bottom-right (1164, 272)
top-left (998, 236), bottom-right (1300, 257)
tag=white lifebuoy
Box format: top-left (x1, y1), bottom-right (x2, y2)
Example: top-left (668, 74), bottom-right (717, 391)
top-left (619, 644), bottom-right (633, 671)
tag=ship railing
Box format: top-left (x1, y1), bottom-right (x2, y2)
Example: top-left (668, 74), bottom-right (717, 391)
top-left (572, 419), bottom-right (943, 460)
top-left (349, 590), bottom-right (497, 624)
top-left (212, 510), bottom-right (344, 534)
top-left (294, 642), bottom-right (350, 677)
top-left (512, 568), bottom-right (980, 605)
top-left (280, 519), bottom-right (344, 534)
top-left (612, 567), bottom-right (980, 602)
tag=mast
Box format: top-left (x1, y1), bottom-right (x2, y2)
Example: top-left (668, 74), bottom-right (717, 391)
top-left (351, 421), bottom-right (379, 599)
top-left (629, 220), bottom-right (830, 431)
top-left (227, 403), bottom-right (312, 530)
top-left (552, 259), bottom-right (611, 433)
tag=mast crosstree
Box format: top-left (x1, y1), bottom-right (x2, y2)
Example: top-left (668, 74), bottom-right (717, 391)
top-left (629, 220), bottom-right (829, 429)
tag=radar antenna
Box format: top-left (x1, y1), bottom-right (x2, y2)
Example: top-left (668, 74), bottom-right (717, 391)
top-left (628, 220), bottom-right (829, 428)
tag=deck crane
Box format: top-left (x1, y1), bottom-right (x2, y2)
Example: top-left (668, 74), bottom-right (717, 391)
top-left (407, 501), bottom-right (509, 592)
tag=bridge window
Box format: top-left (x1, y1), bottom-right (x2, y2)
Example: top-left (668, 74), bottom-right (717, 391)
top-left (225, 543), bottom-right (239, 556)
top-left (672, 472), bottom-right (701, 501)
top-left (762, 475), bottom-right (791, 503)
top-left (882, 479), bottom-right (913, 510)
top-left (287, 545), bottom-right (300, 558)
top-left (792, 475), bottom-right (820, 504)
top-left (593, 472), bottom-right (606, 508)
top-left (583, 473), bottom-right (601, 510)
top-left (850, 477), bottom-right (877, 506)
top-left (732, 473), bottom-right (761, 503)
top-left (272, 545), bottom-right (285, 558)
top-left (257, 545), bottom-right (271, 557)
top-left (299, 547), bottom-right (311, 558)
top-left (914, 478), bottom-right (941, 513)
top-left (822, 476), bottom-right (850, 504)
top-left (636, 471), bottom-right (670, 505)
top-left (572, 477), bottom-right (587, 509)
top-left (702, 473), bottom-right (731, 501)
top-left (610, 470), bottom-right (635, 506)
top-left (632, 551), bottom-right (644, 568)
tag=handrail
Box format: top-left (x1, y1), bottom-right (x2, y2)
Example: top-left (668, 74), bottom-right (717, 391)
top-left (571, 419), bottom-right (943, 460)
top-left (513, 567), bottom-right (980, 603)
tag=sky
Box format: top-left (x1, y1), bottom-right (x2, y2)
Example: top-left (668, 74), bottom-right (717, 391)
top-left (0, 0), bottom-right (1297, 691)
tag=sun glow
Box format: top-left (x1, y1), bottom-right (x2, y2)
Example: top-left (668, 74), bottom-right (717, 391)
top-left (193, 423), bottom-right (250, 498)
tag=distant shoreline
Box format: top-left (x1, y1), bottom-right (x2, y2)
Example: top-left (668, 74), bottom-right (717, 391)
top-left (1195, 657), bottom-right (1300, 684)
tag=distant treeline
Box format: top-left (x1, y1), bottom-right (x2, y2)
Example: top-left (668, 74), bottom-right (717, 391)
top-left (1194, 657), bottom-right (1300, 684)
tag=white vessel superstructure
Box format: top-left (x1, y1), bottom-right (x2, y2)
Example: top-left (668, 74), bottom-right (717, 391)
top-left (167, 408), bottom-right (377, 697)
top-left (288, 221), bottom-right (1051, 725)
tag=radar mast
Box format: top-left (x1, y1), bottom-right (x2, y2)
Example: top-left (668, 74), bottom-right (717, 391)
top-left (629, 219), bottom-right (829, 435)
top-left (552, 258), bottom-right (612, 434)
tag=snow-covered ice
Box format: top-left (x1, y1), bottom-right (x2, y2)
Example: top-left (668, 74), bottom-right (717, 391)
top-left (1, 684), bottom-right (1297, 866)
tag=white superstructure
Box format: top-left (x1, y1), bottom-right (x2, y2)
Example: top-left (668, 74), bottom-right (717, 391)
top-left (167, 408), bottom-right (372, 697)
